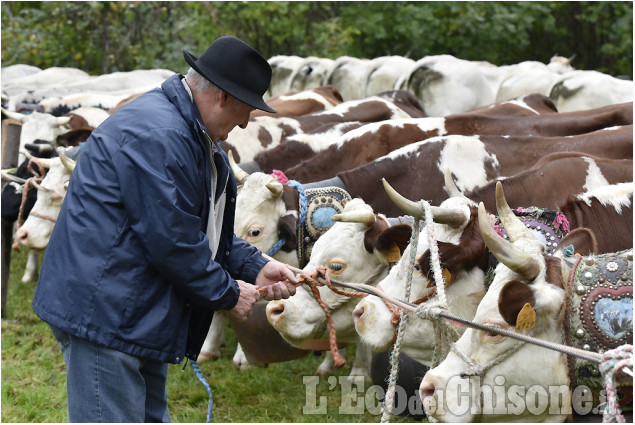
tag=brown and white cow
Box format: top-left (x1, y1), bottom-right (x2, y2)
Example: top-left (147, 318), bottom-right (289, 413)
top-left (266, 55), bottom-right (305, 99)
top-left (222, 91), bottom-right (420, 163)
top-left (283, 100), bottom-right (633, 183)
top-left (327, 124), bottom-right (632, 217)
top-left (418, 184), bottom-right (632, 422)
top-left (249, 85), bottom-right (344, 119)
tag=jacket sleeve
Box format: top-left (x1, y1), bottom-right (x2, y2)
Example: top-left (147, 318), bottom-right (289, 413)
top-left (113, 127), bottom-right (239, 311)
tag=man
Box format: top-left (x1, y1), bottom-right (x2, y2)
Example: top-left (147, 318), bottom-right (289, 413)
top-left (32, 36), bottom-right (297, 422)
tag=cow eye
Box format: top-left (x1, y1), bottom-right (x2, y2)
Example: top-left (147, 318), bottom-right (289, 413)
top-left (328, 261), bottom-right (346, 274)
top-left (413, 263), bottom-right (421, 271)
top-left (247, 228), bottom-right (262, 238)
top-left (479, 321), bottom-right (506, 343)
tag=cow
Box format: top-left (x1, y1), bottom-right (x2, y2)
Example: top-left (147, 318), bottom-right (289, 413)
top-left (13, 150), bottom-right (75, 251)
top-left (317, 123), bottom-right (632, 217)
top-left (222, 92), bottom-right (418, 163)
top-left (353, 159), bottom-right (633, 365)
top-left (550, 70), bottom-right (634, 113)
top-left (1, 64), bottom-right (42, 83)
top-left (249, 85), bottom-right (344, 119)
top-left (266, 55), bottom-right (305, 99)
top-left (364, 56), bottom-right (416, 97)
top-left (325, 56), bottom-right (371, 101)
top-left (495, 56), bottom-right (575, 102)
top-left (286, 56), bottom-right (335, 93)
top-left (418, 183), bottom-right (632, 422)
top-left (265, 198), bottom-right (410, 381)
top-left (283, 100), bottom-right (633, 184)
top-left (1, 66), bottom-right (90, 99)
top-left (401, 54), bottom-right (511, 116)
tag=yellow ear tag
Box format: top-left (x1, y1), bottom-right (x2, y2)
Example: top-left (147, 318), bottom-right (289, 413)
top-left (442, 268), bottom-right (451, 286)
top-left (387, 244), bottom-right (401, 263)
top-left (515, 303), bottom-right (536, 332)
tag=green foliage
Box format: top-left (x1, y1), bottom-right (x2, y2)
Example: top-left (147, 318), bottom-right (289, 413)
top-left (1, 1), bottom-right (632, 77)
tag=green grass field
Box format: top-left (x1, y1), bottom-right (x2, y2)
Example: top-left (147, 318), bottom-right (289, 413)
top-left (2, 249), bottom-right (422, 423)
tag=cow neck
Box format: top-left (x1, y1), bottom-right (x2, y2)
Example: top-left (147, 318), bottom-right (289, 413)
top-left (563, 250), bottom-right (633, 412)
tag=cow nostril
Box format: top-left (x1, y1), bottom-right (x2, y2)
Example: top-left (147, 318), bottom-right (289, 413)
top-left (420, 380), bottom-right (436, 400)
top-left (352, 305), bottom-right (364, 324)
top-left (16, 229), bottom-right (29, 244)
top-left (267, 302), bottom-right (285, 319)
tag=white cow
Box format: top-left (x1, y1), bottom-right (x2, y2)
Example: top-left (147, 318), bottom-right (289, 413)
top-left (364, 56), bottom-right (416, 97)
top-left (286, 56), bottom-right (335, 93)
top-left (402, 54), bottom-right (510, 116)
top-left (419, 184), bottom-right (631, 422)
top-left (266, 55), bottom-right (305, 99)
top-left (549, 70), bottom-right (634, 112)
top-left (325, 56), bottom-right (370, 101)
top-left (1, 64), bottom-right (42, 83)
top-left (352, 180), bottom-right (487, 366)
top-left (265, 198), bottom-right (405, 381)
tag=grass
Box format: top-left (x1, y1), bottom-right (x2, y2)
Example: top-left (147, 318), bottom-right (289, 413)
top-left (2, 249), bottom-right (423, 423)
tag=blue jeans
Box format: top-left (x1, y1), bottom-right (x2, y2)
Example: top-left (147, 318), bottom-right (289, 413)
top-left (50, 325), bottom-right (171, 423)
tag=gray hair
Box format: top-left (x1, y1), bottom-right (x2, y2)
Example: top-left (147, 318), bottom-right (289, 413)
top-left (185, 67), bottom-right (219, 92)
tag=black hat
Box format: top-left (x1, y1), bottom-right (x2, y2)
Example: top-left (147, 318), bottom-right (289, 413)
top-left (183, 36), bottom-right (275, 113)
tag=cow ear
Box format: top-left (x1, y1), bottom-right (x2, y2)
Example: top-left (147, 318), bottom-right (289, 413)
top-left (498, 280), bottom-right (536, 327)
top-left (375, 224), bottom-right (412, 259)
top-left (554, 227), bottom-right (598, 257)
top-left (277, 214), bottom-right (297, 252)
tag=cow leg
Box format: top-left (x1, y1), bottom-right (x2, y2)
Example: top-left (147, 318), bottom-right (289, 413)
top-left (232, 344), bottom-right (255, 370)
top-left (197, 313), bottom-right (225, 363)
top-left (21, 249), bottom-right (39, 283)
top-left (348, 342), bottom-right (372, 384)
top-left (1, 218), bottom-right (12, 318)
top-left (315, 348), bottom-right (347, 377)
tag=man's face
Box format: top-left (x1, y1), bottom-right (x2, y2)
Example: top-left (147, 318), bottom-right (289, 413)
top-left (199, 90), bottom-right (255, 141)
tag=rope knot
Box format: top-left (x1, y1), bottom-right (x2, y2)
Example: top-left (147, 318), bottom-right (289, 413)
top-left (599, 344), bottom-right (632, 423)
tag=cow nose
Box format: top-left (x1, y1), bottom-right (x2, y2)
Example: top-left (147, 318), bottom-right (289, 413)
top-left (266, 301), bottom-right (285, 323)
top-left (15, 228), bottom-right (29, 246)
top-left (352, 305), bottom-right (364, 324)
top-left (420, 380), bottom-right (436, 402)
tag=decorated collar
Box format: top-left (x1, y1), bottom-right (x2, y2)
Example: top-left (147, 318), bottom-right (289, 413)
top-left (564, 249), bottom-right (633, 410)
top-left (492, 206), bottom-right (570, 255)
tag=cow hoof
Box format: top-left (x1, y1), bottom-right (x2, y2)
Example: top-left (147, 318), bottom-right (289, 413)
top-left (197, 350), bottom-right (221, 363)
top-left (21, 273), bottom-right (37, 284)
top-left (347, 372), bottom-right (370, 385)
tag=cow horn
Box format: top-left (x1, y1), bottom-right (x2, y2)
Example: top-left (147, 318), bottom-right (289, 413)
top-left (2, 108), bottom-right (27, 122)
top-left (478, 202), bottom-right (540, 281)
top-left (495, 182), bottom-right (536, 242)
top-left (266, 180), bottom-right (283, 199)
top-left (228, 150), bottom-right (249, 184)
top-left (332, 211), bottom-right (376, 227)
top-left (443, 168), bottom-right (463, 198)
top-left (382, 178), bottom-right (466, 228)
top-left (57, 149), bottom-right (76, 173)
top-left (54, 116), bottom-right (72, 127)
top-left (1, 170), bottom-right (26, 184)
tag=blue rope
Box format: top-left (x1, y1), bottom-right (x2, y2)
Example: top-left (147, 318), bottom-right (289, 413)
top-left (287, 180), bottom-right (307, 230)
top-left (266, 238), bottom-right (286, 256)
top-left (190, 359), bottom-right (213, 423)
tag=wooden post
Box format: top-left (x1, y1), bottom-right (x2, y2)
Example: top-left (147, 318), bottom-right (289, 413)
top-left (1, 119), bottom-right (22, 318)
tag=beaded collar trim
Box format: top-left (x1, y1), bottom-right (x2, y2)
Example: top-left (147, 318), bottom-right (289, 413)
top-left (564, 250), bottom-right (633, 409)
top-left (296, 187), bottom-right (351, 268)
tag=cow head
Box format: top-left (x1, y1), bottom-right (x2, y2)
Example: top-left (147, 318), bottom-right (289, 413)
top-left (2, 108), bottom-right (72, 164)
top-left (419, 182), bottom-right (599, 422)
top-left (14, 149), bottom-right (76, 250)
top-left (265, 198), bottom-right (410, 346)
top-left (353, 177), bottom-right (487, 364)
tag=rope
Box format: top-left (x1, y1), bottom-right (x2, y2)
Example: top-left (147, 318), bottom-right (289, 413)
top-left (286, 180), bottom-right (307, 230)
top-left (599, 345), bottom-right (633, 423)
top-left (190, 359), bottom-right (213, 423)
top-left (266, 238), bottom-right (286, 256)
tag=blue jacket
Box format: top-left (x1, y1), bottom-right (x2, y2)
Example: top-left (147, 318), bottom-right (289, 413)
top-left (32, 74), bottom-right (267, 364)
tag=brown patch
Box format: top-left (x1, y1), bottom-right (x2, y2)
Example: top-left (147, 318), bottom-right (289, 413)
top-left (258, 126), bottom-right (273, 149)
top-left (277, 214), bottom-right (298, 252)
top-left (360, 216), bottom-right (389, 254)
top-left (544, 255), bottom-right (565, 290)
top-left (498, 280), bottom-right (536, 327)
top-left (56, 127), bottom-right (94, 147)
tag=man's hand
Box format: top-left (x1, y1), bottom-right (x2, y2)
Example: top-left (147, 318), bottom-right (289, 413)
top-left (229, 280), bottom-right (260, 322)
top-left (255, 260), bottom-right (298, 301)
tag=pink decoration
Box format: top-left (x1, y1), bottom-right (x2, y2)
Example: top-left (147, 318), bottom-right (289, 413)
top-left (553, 212), bottom-right (570, 233)
top-left (271, 169), bottom-right (289, 184)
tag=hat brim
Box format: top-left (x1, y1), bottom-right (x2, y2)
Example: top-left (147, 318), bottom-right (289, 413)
top-left (183, 50), bottom-right (275, 113)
